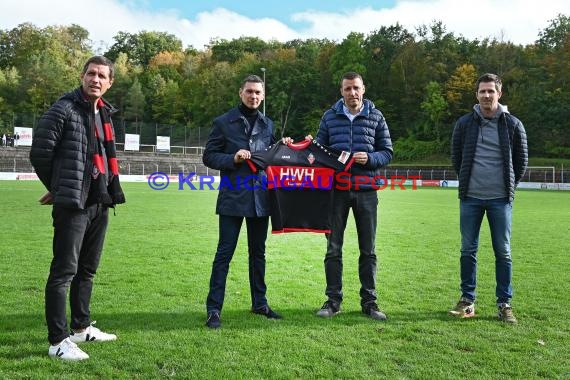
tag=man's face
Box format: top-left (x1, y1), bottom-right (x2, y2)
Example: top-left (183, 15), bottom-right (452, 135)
top-left (81, 63), bottom-right (113, 101)
top-left (476, 81), bottom-right (501, 114)
top-left (239, 82), bottom-right (264, 110)
top-left (341, 77), bottom-right (365, 112)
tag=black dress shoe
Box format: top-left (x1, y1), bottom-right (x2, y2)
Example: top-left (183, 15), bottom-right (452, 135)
top-left (252, 305), bottom-right (283, 319)
top-left (362, 303), bottom-right (387, 321)
top-left (206, 311), bottom-right (221, 328)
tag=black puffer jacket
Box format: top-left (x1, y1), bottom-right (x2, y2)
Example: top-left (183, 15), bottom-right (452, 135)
top-left (30, 88), bottom-right (119, 209)
top-left (451, 111), bottom-right (528, 202)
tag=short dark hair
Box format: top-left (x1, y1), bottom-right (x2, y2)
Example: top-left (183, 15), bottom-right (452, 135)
top-left (82, 56), bottom-right (115, 80)
top-left (340, 72), bottom-right (364, 87)
top-left (476, 73), bottom-right (502, 92)
top-left (241, 74), bottom-right (264, 90)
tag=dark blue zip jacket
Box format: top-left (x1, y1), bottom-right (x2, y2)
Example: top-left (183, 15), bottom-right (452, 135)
top-left (316, 99), bottom-right (393, 190)
top-left (451, 110), bottom-right (528, 202)
top-left (203, 106), bottom-right (275, 217)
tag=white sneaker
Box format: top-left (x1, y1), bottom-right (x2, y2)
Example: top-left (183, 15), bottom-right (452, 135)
top-left (48, 338), bottom-right (89, 360)
top-left (69, 321), bottom-right (117, 343)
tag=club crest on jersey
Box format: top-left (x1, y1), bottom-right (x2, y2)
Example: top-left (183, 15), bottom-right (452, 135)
top-left (307, 153), bottom-right (315, 165)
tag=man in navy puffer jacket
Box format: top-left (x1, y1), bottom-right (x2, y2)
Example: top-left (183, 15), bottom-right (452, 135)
top-left (315, 72), bottom-right (393, 321)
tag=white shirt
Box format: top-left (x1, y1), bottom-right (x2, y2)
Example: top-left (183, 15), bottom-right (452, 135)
top-left (342, 103), bottom-right (363, 122)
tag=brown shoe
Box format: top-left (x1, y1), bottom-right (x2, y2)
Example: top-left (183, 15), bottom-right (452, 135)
top-left (449, 297), bottom-right (475, 318)
top-left (498, 304), bottom-right (517, 324)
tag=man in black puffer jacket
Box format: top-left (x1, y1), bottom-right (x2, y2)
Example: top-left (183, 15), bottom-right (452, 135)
top-left (315, 72), bottom-right (393, 321)
top-left (449, 73), bottom-right (527, 324)
top-left (30, 56), bottom-right (125, 360)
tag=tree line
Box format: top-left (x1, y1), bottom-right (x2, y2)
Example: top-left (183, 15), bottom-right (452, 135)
top-left (0, 15), bottom-right (569, 160)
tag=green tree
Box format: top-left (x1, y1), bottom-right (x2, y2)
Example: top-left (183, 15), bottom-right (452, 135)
top-left (105, 31), bottom-right (183, 66)
top-left (329, 32), bottom-right (366, 85)
top-left (2, 19), bottom-right (570, 158)
top-left (536, 14), bottom-right (570, 51)
top-left (0, 23), bottom-right (47, 69)
top-left (21, 37), bottom-right (86, 113)
top-left (148, 51), bottom-right (184, 82)
top-left (0, 66), bottom-right (20, 131)
top-left (314, 42), bottom-right (339, 107)
top-left (533, 19), bottom-right (570, 153)
top-left (386, 39), bottom-right (431, 139)
top-left (124, 78), bottom-right (146, 122)
top-left (363, 24), bottom-right (414, 102)
top-left (420, 81), bottom-right (449, 143)
top-left (149, 76), bottom-right (182, 124)
top-left (0, 23), bottom-right (92, 124)
top-left (104, 52), bottom-right (134, 122)
top-left (445, 63), bottom-right (478, 117)
top-left (184, 62), bottom-right (235, 129)
top-left (210, 36), bottom-right (274, 63)
top-left (416, 21), bottom-right (475, 82)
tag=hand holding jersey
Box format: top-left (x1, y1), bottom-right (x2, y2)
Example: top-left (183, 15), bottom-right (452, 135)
top-left (247, 138), bottom-right (352, 234)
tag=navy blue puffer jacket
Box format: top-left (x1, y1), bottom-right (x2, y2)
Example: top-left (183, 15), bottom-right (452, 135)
top-left (316, 99), bottom-right (393, 190)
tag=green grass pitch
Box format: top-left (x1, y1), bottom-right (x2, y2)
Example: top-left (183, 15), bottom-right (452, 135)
top-left (1, 181), bottom-right (569, 378)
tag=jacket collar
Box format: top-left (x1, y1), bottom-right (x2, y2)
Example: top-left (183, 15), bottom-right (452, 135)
top-left (332, 98), bottom-right (372, 117)
top-left (227, 105), bottom-right (270, 126)
top-left (68, 87), bottom-right (118, 114)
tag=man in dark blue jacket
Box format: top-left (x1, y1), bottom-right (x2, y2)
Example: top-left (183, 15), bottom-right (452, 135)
top-left (203, 74), bottom-right (284, 329)
top-left (30, 56), bottom-right (125, 360)
top-left (315, 72), bottom-right (393, 321)
top-left (449, 73), bottom-right (527, 323)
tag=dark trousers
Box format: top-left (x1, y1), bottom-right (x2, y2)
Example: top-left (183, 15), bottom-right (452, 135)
top-left (324, 190), bottom-right (378, 307)
top-left (206, 215), bottom-right (269, 313)
top-left (46, 204), bottom-right (108, 345)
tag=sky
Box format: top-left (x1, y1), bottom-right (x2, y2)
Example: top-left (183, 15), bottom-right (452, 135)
top-left (1, 0), bottom-right (569, 52)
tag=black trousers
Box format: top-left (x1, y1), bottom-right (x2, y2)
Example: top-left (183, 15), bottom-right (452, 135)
top-left (324, 190), bottom-right (379, 307)
top-left (45, 204), bottom-right (108, 345)
top-left (206, 215), bottom-right (269, 313)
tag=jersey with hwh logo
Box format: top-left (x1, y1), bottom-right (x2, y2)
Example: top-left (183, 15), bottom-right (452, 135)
top-left (248, 139), bottom-right (353, 233)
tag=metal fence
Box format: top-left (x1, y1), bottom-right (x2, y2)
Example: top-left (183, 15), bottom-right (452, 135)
top-left (383, 166), bottom-right (567, 183)
top-left (3, 114), bottom-right (209, 148)
top-left (0, 156), bottom-right (215, 176)
top-left (1, 149), bottom-right (567, 182)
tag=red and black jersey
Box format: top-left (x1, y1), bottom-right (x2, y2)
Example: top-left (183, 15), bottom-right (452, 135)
top-left (248, 139), bottom-right (353, 234)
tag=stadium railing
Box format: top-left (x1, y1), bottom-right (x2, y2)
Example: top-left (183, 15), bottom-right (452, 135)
top-left (1, 147), bottom-right (568, 182)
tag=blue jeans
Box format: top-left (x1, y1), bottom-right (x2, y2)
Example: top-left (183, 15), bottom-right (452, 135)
top-left (459, 197), bottom-right (513, 304)
top-left (324, 190), bottom-right (378, 307)
top-left (206, 215), bottom-right (269, 313)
